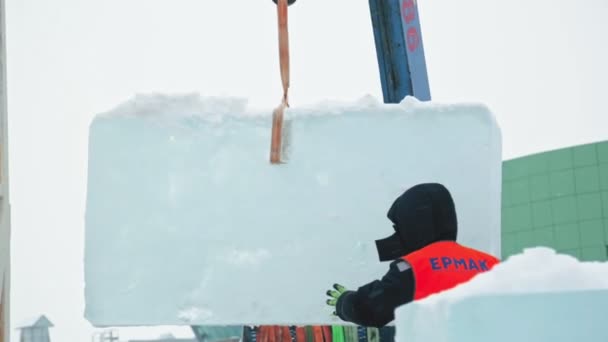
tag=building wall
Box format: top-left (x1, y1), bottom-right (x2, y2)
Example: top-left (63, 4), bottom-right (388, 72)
top-left (19, 328), bottom-right (51, 342)
top-left (501, 140), bottom-right (608, 261)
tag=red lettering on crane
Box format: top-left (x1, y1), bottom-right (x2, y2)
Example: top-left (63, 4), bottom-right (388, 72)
top-left (402, 0), bottom-right (416, 24)
top-left (402, 0), bottom-right (419, 52)
top-left (406, 27), bottom-right (419, 52)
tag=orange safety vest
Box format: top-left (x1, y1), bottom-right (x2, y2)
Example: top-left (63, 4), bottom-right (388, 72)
top-left (402, 241), bottom-right (500, 300)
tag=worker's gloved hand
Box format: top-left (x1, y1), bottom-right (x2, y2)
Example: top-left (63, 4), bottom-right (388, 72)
top-left (326, 283), bottom-right (348, 315)
top-left (272, 0), bottom-right (297, 5)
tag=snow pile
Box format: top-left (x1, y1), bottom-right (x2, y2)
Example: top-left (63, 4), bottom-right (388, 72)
top-left (97, 93), bottom-right (492, 120)
top-left (424, 247), bottom-right (608, 303)
top-left (395, 247), bottom-right (608, 342)
top-left (100, 93), bottom-right (250, 120)
top-left (84, 94), bottom-right (502, 326)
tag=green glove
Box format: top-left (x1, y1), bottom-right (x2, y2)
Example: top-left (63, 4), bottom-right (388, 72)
top-left (326, 283), bottom-right (348, 315)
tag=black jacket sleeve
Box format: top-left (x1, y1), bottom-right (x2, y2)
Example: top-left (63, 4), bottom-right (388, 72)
top-left (334, 260), bottom-right (414, 328)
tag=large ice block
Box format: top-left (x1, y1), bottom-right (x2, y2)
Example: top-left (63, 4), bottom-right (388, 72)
top-left (395, 248), bottom-right (608, 342)
top-left (84, 94), bottom-right (502, 326)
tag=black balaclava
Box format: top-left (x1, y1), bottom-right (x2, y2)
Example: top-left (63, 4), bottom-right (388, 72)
top-left (375, 183), bottom-right (458, 262)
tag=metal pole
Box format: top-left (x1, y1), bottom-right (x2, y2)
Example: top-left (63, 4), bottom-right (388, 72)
top-left (368, 0), bottom-right (431, 103)
top-left (0, 0), bottom-right (10, 341)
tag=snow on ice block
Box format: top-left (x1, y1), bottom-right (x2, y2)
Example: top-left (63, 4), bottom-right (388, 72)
top-left (84, 94), bottom-right (502, 326)
top-left (395, 248), bottom-right (608, 342)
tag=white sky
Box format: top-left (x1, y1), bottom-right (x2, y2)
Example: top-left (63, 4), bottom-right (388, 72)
top-left (5, 0), bottom-right (608, 341)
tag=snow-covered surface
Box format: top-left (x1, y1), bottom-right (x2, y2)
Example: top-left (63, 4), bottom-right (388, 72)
top-left (15, 315), bottom-right (54, 329)
top-left (395, 247), bottom-right (608, 342)
top-left (84, 94), bottom-right (502, 326)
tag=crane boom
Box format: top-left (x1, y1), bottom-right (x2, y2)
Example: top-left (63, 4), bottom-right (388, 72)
top-left (369, 0), bottom-right (431, 103)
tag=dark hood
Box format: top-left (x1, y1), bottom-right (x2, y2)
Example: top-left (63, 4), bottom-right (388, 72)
top-left (375, 183), bottom-right (458, 262)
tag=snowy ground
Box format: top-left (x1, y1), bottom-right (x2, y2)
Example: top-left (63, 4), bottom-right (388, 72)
top-left (395, 247), bottom-right (608, 342)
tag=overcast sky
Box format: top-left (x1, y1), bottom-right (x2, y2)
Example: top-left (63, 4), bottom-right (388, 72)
top-left (5, 0), bottom-right (608, 341)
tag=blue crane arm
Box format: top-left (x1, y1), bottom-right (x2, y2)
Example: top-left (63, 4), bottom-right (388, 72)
top-left (369, 0), bottom-right (431, 103)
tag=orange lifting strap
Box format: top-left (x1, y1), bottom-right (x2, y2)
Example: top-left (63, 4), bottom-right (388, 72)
top-left (270, 0), bottom-right (290, 164)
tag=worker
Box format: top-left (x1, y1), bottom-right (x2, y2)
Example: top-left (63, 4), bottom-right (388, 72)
top-left (326, 183), bottom-right (500, 327)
